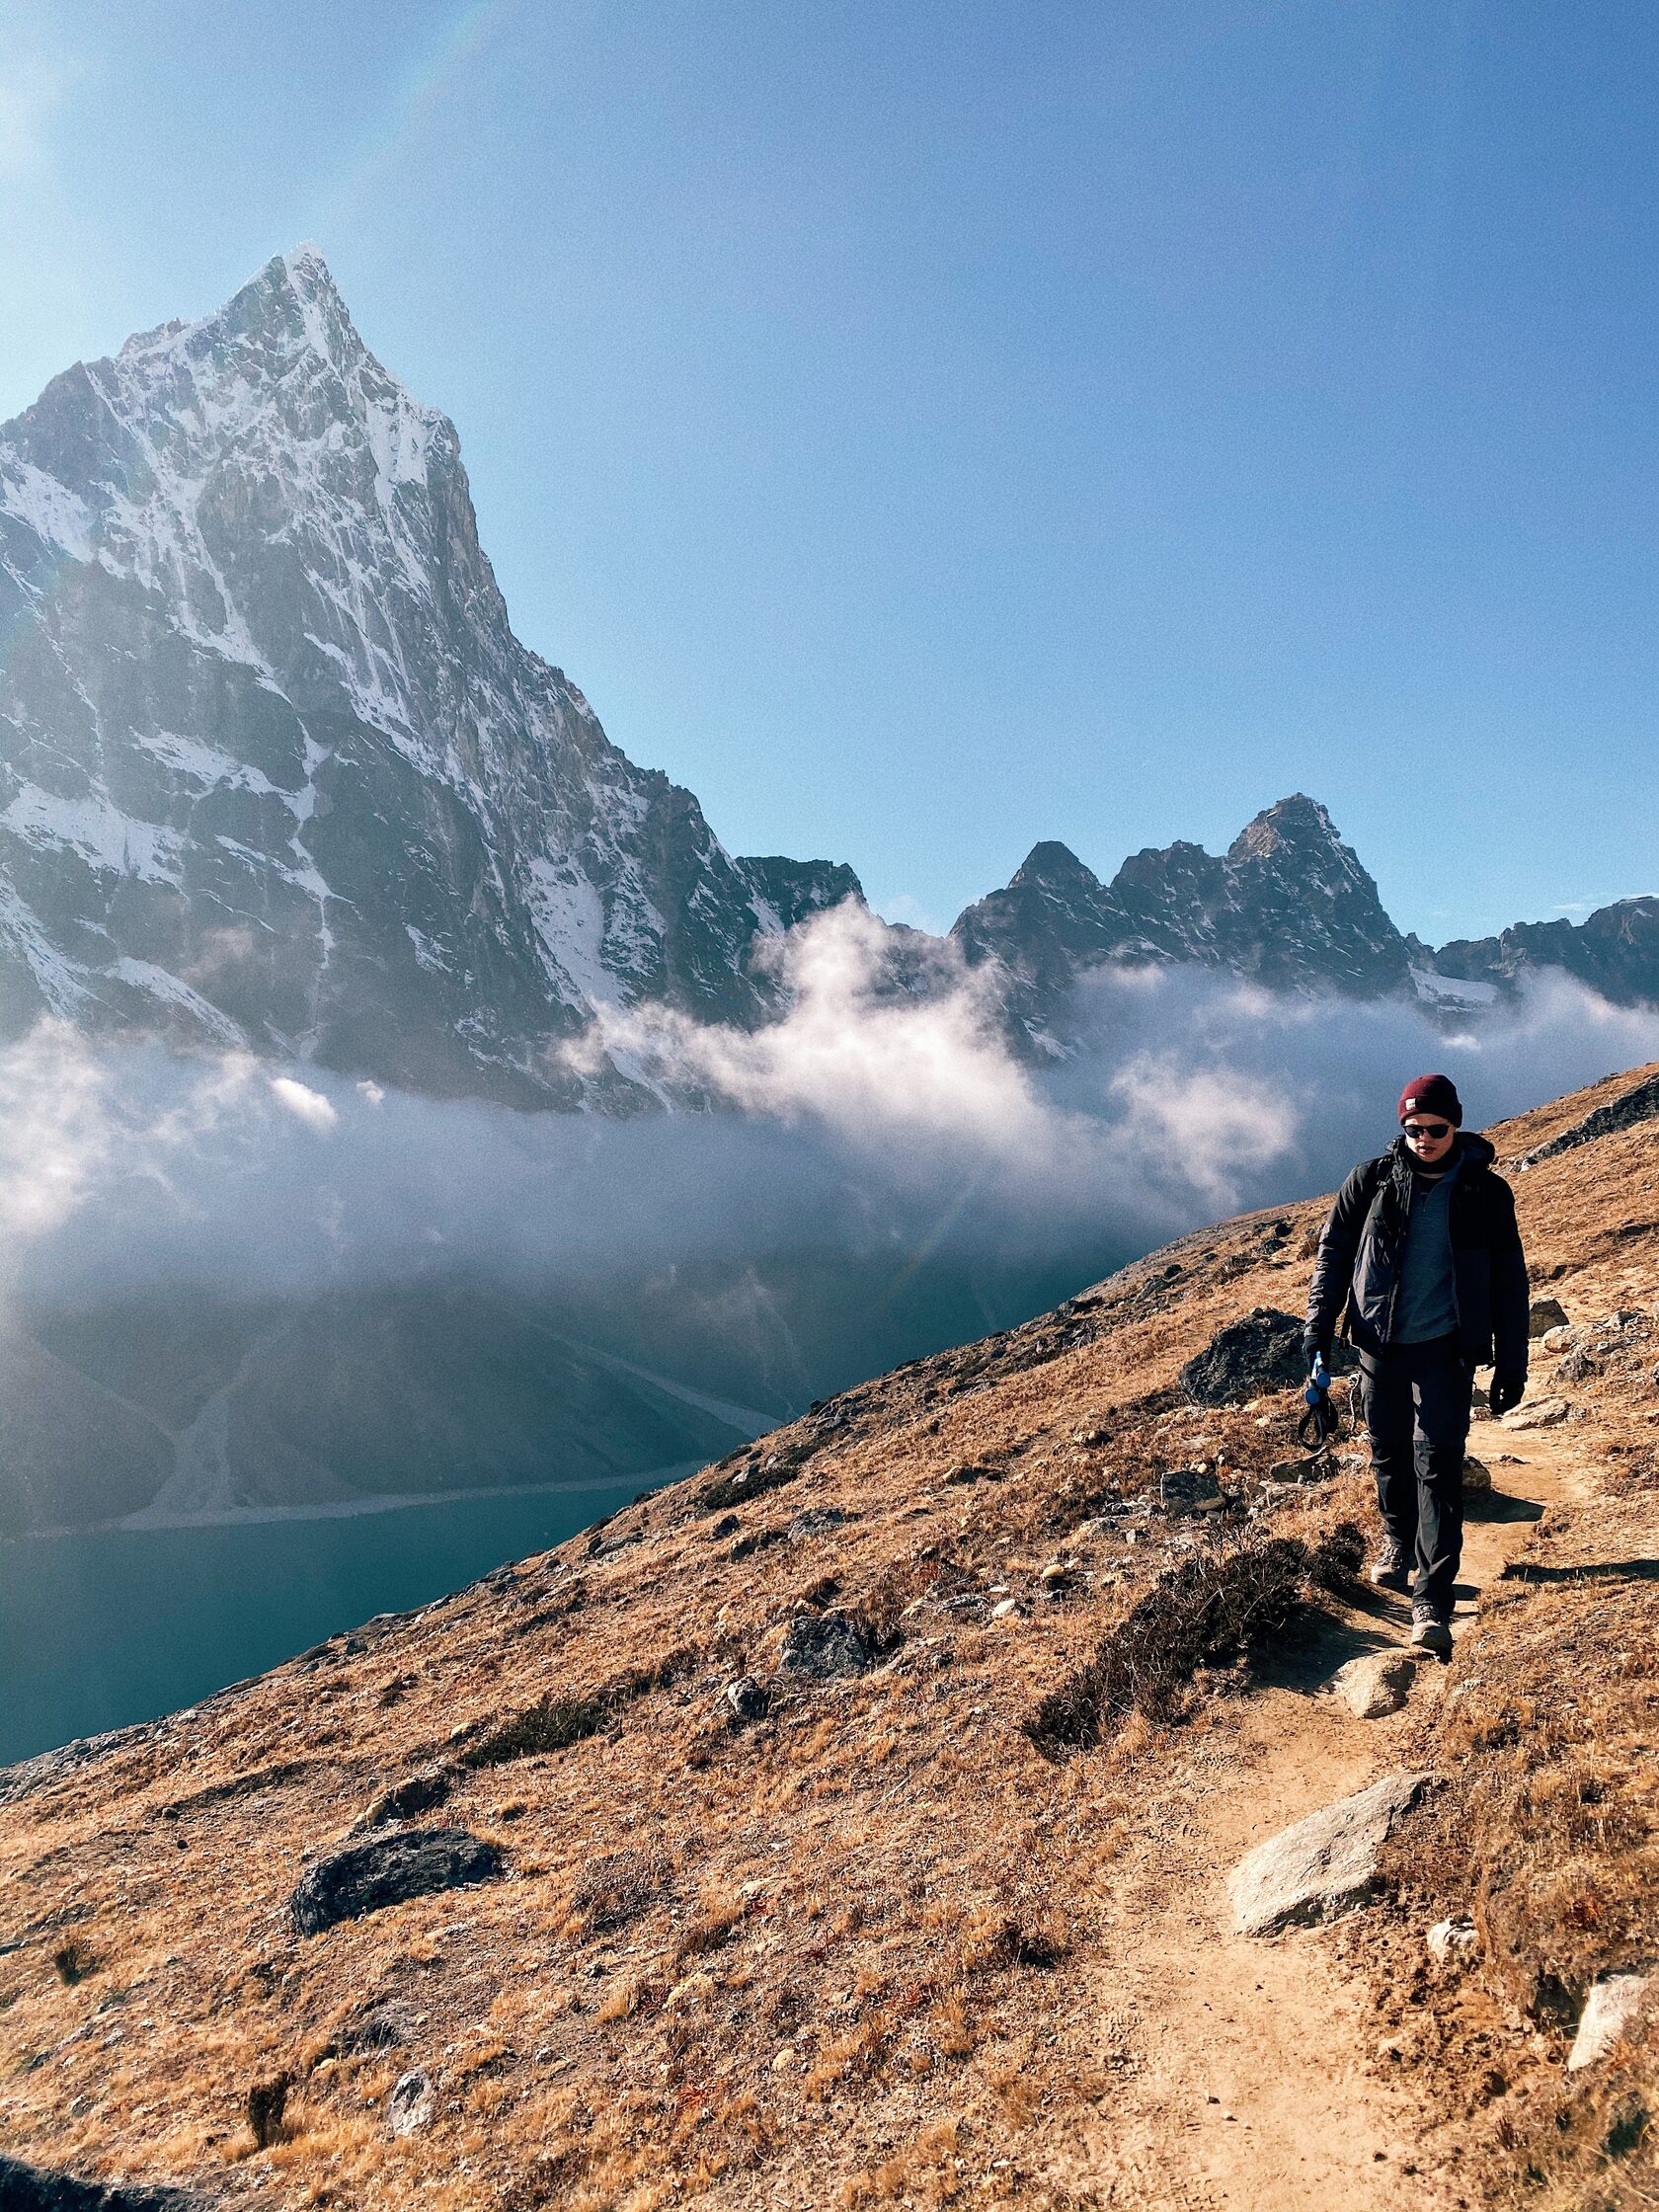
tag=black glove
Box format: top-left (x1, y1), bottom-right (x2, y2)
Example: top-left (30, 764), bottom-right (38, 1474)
top-left (1303, 1329), bottom-right (1331, 1378)
top-left (1488, 1368), bottom-right (1527, 1418)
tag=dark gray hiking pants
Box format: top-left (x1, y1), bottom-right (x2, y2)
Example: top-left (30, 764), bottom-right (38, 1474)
top-left (1358, 1332), bottom-right (1472, 1619)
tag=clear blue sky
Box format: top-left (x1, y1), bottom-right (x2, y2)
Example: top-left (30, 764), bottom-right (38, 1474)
top-left (3, 0), bottom-right (1655, 943)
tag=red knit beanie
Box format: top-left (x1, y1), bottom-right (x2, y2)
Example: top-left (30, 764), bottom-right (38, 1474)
top-left (1397, 1072), bottom-right (1462, 1127)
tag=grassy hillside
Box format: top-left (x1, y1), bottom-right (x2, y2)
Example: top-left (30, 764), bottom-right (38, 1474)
top-left (2, 1065), bottom-right (1655, 2210)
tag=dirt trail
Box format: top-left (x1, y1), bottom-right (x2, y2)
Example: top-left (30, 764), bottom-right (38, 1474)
top-left (1049, 1420), bottom-right (1585, 2211)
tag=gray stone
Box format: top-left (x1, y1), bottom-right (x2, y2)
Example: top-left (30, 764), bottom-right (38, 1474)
top-left (0, 2159), bottom-right (210, 2212)
top-left (388, 2069), bottom-right (435, 2137)
top-left (1540, 1324), bottom-right (1576, 1352)
top-left (1268, 1454), bottom-right (1334, 1485)
top-left (289, 1827), bottom-right (505, 1936)
top-left (1228, 1771), bottom-right (1434, 1936)
top-left (1502, 1396), bottom-right (1570, 1430)
top-left (786, 1507), bottom-right (850, 1540)
top-left (1529, 1298), bottom-right (1570, 1337)
top-left (1179, 1308), bottom-right (1309, 1407)
top-left (1567, 1970), bottom-right (1652, 2071)
top-left (1462, 1455), bottom-right (1493, 1495)
top-left (0, 2155), bottom-right (211, 2208)
top-left (723, 1677), bottom-right (768, 1723)
top-left (777, 1609), bottom-right (871, 1680)
top-left (1331, 1650), bottom-right (1417, 1719)
top-left (1160, 1466), bottom-right (1223, 1515)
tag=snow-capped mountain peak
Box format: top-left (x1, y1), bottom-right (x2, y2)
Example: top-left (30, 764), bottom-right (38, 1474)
top-left (0, 250), bottom-right (860, 1104)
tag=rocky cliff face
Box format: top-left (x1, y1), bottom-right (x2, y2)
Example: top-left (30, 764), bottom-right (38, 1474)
top-left (950, 794), bottom-right (1417, 1055)
top-left (1433, 896), bottom-right (1659, 1008)
top-left (0, 248), bottom-right (857, 1107)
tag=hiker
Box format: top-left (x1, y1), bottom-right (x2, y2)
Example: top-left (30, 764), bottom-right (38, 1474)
top-left (1303, 1073), bottom-right (1529, 1656)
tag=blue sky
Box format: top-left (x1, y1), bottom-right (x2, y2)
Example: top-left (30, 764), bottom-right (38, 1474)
top-left (2, 0), bottom-right (1655, 943)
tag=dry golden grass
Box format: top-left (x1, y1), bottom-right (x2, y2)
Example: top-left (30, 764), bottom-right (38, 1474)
top-left (2, 1061), bottom-right (1656, 2207)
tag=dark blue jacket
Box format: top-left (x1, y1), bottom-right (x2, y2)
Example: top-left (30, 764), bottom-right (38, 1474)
top-left (1306, 1132), bottom-right (1529, 1373)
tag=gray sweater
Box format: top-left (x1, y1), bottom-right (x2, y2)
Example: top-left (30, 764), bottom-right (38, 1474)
top-left (1392, 1153), bottom-right (1463, 1344)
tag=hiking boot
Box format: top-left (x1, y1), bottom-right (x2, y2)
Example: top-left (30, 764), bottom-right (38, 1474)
top-left (1409, 1603), bottom-right (1453, 1657)
top-left (1369, 1538), bottom-right (1411, 1594)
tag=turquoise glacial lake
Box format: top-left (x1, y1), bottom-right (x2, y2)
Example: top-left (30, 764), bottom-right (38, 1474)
top-left (0, 1475), bottom-right (667, 1767)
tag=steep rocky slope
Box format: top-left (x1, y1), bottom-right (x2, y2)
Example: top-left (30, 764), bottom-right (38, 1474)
top-left (0, 248), bottom-right (854, 1108)
top-left (3, 1065), bottom-right (1654, 2208)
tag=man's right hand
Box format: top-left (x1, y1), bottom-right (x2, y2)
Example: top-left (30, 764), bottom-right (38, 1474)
top-left (1488, 1368), bottom-right (1527, 1418)
top-left (1303, 1330), bottom-right (1331, 1378)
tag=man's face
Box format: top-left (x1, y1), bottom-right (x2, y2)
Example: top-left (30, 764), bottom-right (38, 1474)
top-left (1403, 1114), bottom-right (1456, 1165)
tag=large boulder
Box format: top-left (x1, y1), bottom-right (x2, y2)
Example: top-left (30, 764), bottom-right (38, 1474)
top-left (777, 1610), bottom-right (872, 1680)
top-left (289, 1827), bottom-right (504, 1936)
top-left (0, 2155), bottom-right (210, 2209)
top-left (1228, 1771), bottom-right (1433, 1935)
top-left (1180, 1308), bottom-right (1309, 1406)
top-left (1568, 1970), bottom-right (1653, 2071)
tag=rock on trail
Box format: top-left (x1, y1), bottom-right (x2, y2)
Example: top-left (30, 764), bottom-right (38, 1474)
top-left (1568, 1970), bottom-right (1653, 2070)
top-left (1329, 1650), bottom-right (1417, 1719)
top-left (1228, 1771), bottom-right (1434, 1936)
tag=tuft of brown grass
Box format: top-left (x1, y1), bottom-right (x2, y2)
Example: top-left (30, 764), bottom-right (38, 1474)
top-left (842, 2119), bottom-right (963, 2206)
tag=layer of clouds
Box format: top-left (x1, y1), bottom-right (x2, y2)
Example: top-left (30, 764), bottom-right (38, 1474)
top-left (3, 906), bottom-right (1656, 1361)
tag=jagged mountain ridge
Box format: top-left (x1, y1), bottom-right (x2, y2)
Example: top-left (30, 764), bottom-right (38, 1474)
top-left (2, 249), bottom-right (1656, 1103)
top-left (0, 247), bottom-right (855, 1107)
top-left (951, 793), bottom-right (1414, 1055)
top-left (953, 794), bottom-right (1659, 1056)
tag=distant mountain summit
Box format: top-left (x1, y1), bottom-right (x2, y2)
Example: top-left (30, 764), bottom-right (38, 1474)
top-left (951, 794), bottom-right (1415, 1055)
top-left (0, 247), bottom-right (856, 1105)
top-left (951, 796), bottom-right (1659, 1057)
top-left (1, 250), bottom-right (1655, 1100)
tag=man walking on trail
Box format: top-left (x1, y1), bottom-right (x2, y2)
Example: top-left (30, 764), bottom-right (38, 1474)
top-left (1304, 1073), bottom-right (1530, 1656)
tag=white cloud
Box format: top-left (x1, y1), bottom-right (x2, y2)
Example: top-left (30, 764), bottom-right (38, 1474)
top-left (0, 1021), bottom-right (110, 1237)
top-left (270, 1076), bottom-right (339, 1133)
top-left (574, 902), bottom-right (1050, 1158)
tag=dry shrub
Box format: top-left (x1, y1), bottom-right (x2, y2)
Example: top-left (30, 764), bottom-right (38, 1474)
top-left (1306, 1519), bottom-right (1366, 1592)
top-left (51, 1936), bottom-right (95, 1985)
top-left (464, 1691), bottom-right (609, 1769)
top-left (961, 1910), bottom-right (1068, 1973)
top-left (674, 1888), bottom-right (748, 1965)
top-left (593, 1974), bottom-right (647, 2022)
top-left (929, 1991), bottom-right (976, 2060)
top-left (1023, 1533), bottom-right (1311, 1757)
top-left (463, 1646), bottom-right (697, 1771)
top-left (567, 1849), bottom-right (674, 1937)
top-left (842, 2119), bottom-right (962, 2206)
top-left (246, 2073), bottom-right (291, 2149)
top-left (701, 1440), bottom-right (816, 1512)
top-left (857, 1551), bottom-right (982, 1647)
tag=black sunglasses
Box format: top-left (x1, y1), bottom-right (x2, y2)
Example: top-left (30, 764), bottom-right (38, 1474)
top-left (1404, 1120), bottom-right (1452, 1140)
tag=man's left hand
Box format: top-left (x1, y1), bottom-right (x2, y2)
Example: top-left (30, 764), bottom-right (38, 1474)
top-left (1488, 1369), bottom-right (1527, 1418)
